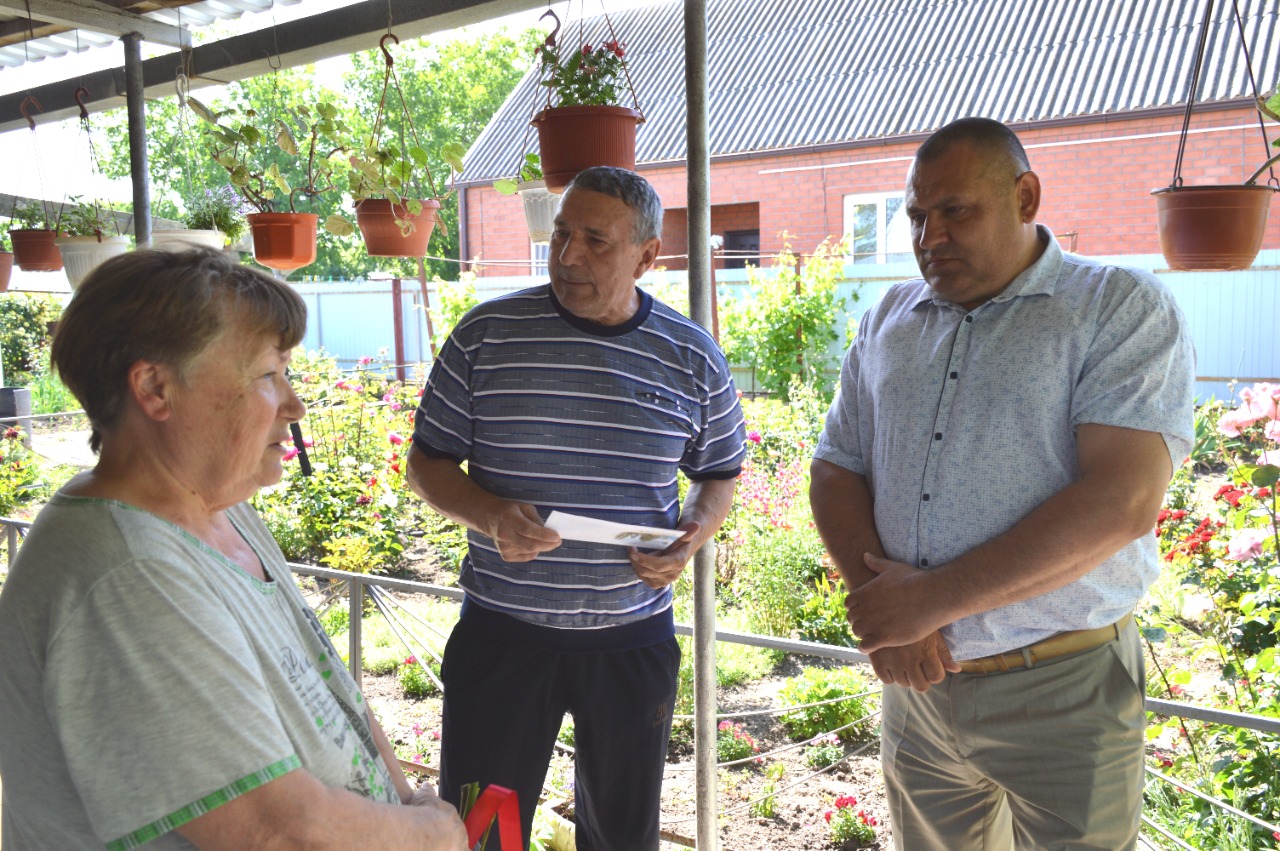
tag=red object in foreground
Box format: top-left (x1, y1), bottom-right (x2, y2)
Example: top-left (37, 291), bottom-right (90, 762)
top-left (463, 785), bottom-right (522, 851)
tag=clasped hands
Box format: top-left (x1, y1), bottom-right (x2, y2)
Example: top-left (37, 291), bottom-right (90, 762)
top-left (486, 501), bottom-right (700, 589)
top-left (847, 553), bottom-right (962, 692)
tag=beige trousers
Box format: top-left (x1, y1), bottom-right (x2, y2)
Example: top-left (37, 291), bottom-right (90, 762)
top-left (880, 619), bottom-right (1146, 851)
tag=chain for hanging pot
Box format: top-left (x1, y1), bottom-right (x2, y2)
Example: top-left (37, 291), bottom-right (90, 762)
top-left (1170, 0), bottom-right (1278, 189)
top-left (367, 33), bottom-right (442, 202)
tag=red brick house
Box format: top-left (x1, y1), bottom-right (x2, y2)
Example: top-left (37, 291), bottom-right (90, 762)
top-left (457, 0), bottom-right (1280, 273)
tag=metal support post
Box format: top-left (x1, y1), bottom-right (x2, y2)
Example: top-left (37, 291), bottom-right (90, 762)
top-left (349, 579), bottom-right (364, 688)
top-left (683, 0), bottom-right (716, 847)
top-left (122, 34), bottom-right (151, 246)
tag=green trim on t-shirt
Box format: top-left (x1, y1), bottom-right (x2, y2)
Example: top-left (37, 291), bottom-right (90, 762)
top-left (48, 494), bottom-right (280, 594)
top-left (105, 755), bottom-right (302, 850)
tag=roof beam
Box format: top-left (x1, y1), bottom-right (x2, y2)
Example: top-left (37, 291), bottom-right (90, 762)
top-left (0, 0), bottom-right (191, 48)
top-left (0, 0), bottom-right (543, 134)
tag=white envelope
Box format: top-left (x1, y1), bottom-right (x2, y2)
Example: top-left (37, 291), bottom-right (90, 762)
top-left (544, 510), bottom-right (685, 550)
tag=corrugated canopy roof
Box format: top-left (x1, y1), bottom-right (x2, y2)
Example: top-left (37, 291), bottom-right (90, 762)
top-left (462, 0), bottom-right (1280, 184)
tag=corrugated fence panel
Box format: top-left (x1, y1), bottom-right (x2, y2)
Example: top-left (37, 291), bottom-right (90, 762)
top-left (294, 256), bottom-right (1279, 407)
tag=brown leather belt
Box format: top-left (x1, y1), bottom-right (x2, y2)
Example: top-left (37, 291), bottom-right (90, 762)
top-left (956, 613), bottom-right (1132, 675)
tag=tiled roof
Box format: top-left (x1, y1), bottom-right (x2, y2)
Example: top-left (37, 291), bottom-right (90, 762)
top-left (462, 0), bottom-right (1280, 184)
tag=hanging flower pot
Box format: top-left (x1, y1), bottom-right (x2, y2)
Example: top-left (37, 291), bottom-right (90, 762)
top-left (248, 212), bottom-right (318, 272)
top-left (518, 180), bottom-right (558, 243)
top-left (533, 106), bottom-right (643, 192)
top-left (1152, 185), bottom-right (1277, 271)
top-left (151, 228), bottom-right (228, 252)
top-left (354, 198), bottom-right (440, 258)
top-left (0, 252), bottom-right (12, 292)
top-left (1151, 0), bottom-right (1280, 272)
top-left (10, 230), bottom-right (64, 272)
top-left (55, 235), bottom-right (131, 289)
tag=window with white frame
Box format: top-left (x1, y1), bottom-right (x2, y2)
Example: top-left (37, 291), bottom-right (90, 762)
top-left (842, 192), bottom-right (913, 264)
top-left (531, 241), bottom-right (550, 276)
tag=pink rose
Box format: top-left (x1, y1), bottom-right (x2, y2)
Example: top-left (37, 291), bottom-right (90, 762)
top-left (1225, 528), bottom-right (1267, 562)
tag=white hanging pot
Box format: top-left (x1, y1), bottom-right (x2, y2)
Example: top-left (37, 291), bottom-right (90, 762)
top-left (150, 228), bottom-right (227, 252)
top-left (54, 235), bottom-right (131, 289)
top-left (519, 180), bottom-right (558, 245)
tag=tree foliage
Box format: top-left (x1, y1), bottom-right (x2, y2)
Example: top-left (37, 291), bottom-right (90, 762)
top-left (719, 237), bottom-right (851, 399)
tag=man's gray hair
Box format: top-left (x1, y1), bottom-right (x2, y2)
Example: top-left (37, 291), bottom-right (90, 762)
top-left (562, 166), bottom-right (664, 243)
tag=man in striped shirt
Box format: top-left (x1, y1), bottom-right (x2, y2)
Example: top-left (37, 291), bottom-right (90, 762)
top-left (408, 167), bottom-right (746, 850)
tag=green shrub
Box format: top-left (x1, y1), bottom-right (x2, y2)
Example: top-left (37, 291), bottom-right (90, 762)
top-left (398, 655), bottom-right (440, 699)
top-left (795, 572), bottom-right (856, 648)
top-left (363, 644), bottom-right (401, 676)
top-left (718, 237), bottom-right (849, 399)
top-left (777, 665), bottom-right (877, 743)
top-left (731, 525), bottom-right (827, 638)
top-left (0, 294), bottom-right (63, 385)
top-left (253, 350), bottom-right (420, 571)
top-left (804, 732), bottom-right (845, 769)
top-left (716, 720), bottom-right (760, 764)
top-left (0, 427), bottom-right (49, 516)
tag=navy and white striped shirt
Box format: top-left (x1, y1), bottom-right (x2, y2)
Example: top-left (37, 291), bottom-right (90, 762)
top-left (414, 284), bottom-right (746, 631)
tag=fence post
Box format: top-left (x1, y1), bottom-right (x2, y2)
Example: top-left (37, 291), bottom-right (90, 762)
top-left (349, 579), bottom-right (363, 688)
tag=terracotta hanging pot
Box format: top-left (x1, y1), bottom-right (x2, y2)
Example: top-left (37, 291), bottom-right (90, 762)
top-left (151, 228), bottom-right (227, 252)
top-left (9, 229), bottom-right (64, 272)
top-left (55, 235), bottom-right (131, 289)
top-left (248, 213), bottom-right (318, 272)
top-left (0, 252), bottom-right (12, 292)
top-left (355, 199), bottom-right (440, 258)
top-left (532, 106), bottom-right (643, 192)
top-left (1151, 185), bottom-right (1276, 272)
top-left (517, 180), bottom-right (558, 244)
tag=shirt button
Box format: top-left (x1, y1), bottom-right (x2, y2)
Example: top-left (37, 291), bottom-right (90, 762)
top-left (922, 494), bottom-right (930, 501)
top-left (950, 371), bottom-right (958, 379)
top-left (965, 316), bottom-right (973, 323)
top-left (921, 559), bottom-right (929, 567)
top-left (934, 432), bottom-right (942, 440)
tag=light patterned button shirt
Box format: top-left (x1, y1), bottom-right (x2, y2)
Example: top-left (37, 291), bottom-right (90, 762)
top-left (814, 226), bottom-right (1195, 660)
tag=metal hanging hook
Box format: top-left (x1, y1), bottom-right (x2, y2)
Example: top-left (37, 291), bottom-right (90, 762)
top-left (74, 87), bottom-right (90, 121)
top-left (539, 9), bottom-right (561, 48)
top-left (380, 32), bottom-right (399, 67)
top-left (19, 94), bottom-right (42, 130)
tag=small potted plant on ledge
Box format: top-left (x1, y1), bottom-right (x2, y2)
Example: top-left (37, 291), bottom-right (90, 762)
top-left (531, 10), bottom-right (644, 192)
top-left (152, 186), bottom-right (247, 251)
top-left (55, 198), bottom-right (131, 288)
top-left (201, 100), bottom-right (350, 271)
top-left (337, 33), bottom-right (465, 258)
top-left (7, 201), bottom-right (63, 273)
top-left (494, 153), bottom-right (556, 244)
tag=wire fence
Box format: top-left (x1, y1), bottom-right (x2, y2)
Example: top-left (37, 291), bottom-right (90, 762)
top-left (2, 522), bottom-right (1277, 848)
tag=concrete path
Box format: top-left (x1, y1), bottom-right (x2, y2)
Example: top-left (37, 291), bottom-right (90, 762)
top-left (30, 428), bottom-right (96, 469)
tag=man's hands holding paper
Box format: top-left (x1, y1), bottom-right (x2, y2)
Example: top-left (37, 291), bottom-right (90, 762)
top-left (486, 502), bottom-right (562, 562)
top-left (630, 521), bottom-right (702, 589)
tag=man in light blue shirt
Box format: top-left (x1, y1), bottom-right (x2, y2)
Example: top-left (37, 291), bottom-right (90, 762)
top-left (811, 117), bottom-right (1194, 849)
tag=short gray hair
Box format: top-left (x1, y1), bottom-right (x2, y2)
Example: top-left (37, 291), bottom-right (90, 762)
top-left (562, 166), bottom-right (663, 243)
top-left (51, 247), bottom-right (306, 453)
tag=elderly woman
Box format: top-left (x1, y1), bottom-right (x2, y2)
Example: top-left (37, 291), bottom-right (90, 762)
top-left (0, 249), bottom-right (466, 850)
